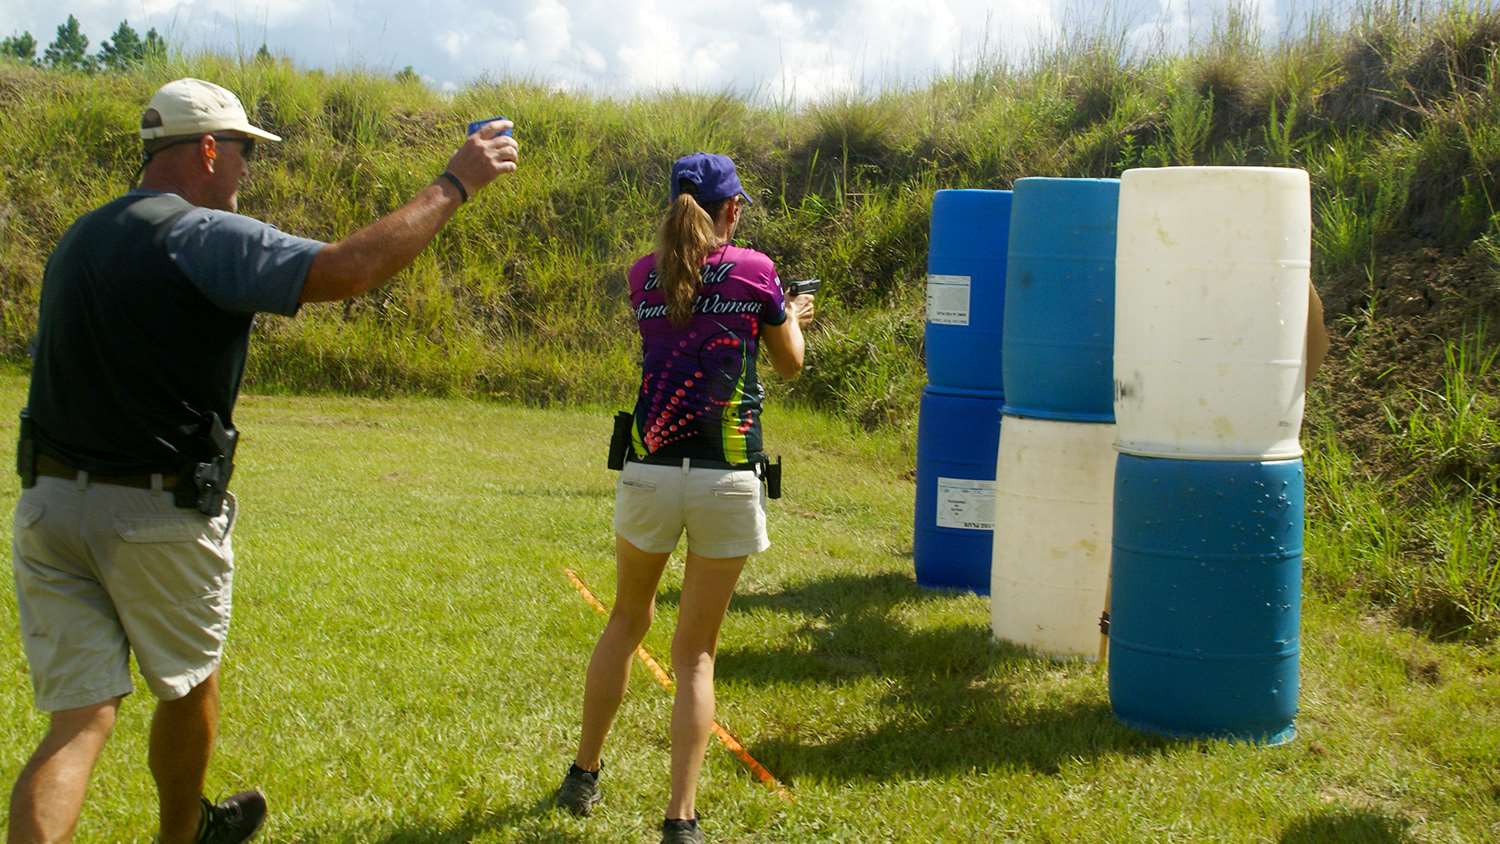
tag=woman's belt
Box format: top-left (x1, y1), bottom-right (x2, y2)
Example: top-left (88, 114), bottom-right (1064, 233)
top-left (626, 452), bottom-right (755, 471)
top-left (606, 410), bottom-right (780, 497)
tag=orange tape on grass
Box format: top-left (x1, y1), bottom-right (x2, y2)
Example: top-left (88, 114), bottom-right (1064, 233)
top-left (564, 568), bottom-right (791, 801)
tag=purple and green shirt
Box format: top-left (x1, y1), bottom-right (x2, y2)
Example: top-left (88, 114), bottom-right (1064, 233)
top-left (627, 244), bottom-right (787, 465)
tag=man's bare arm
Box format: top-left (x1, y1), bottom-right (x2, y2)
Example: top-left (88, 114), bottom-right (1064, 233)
top-left (300, 121), bottom-right (518, 303)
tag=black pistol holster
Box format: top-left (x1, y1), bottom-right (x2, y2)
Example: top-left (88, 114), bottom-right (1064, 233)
top-left (173, 410), bottom-right (237, 515)
top-left (754, 453), bottom-right (782, 500)
top-left (607, 411), bottom-right (633, 470)
top-left (16, 408), bottom-right (36, 488)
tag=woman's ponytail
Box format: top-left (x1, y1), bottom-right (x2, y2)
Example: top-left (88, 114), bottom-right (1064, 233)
top-left (657, 189), bottom-right (727, 327)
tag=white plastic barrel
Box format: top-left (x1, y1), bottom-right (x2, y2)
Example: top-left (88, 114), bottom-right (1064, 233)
top-left (1113, 167), bottom-right (1311, 460)
top-left (990, 416), bottom-right (1116, 660)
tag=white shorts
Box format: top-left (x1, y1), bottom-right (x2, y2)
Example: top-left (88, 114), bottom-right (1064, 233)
top-left (613, 460), bottom-right (770, 558)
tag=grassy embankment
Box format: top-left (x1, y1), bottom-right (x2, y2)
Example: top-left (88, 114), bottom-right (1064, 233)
top-left (0, 3), bottom-right (1496, 637)
top-left (0, 374), bottom-right (1494, 842)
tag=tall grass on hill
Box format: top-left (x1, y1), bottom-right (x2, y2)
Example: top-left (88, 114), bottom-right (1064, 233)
top-left (1307, 328), bottom-right (1500, 640)
top-left (4, 3), bottom-right (1500, 413)
top-left (1, 1), bottom-right (1499, 641)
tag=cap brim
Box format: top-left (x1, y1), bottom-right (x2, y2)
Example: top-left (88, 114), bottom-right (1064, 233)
top-left (240, 123), bottom-right (282, 142)
top-left (140, 121), bottom-right (282, 142)
top-left (739, 190), bottom-right (754, 205)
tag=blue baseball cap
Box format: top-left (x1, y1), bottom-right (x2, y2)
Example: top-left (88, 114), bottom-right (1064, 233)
top-left (670, 152), bottom-right (753, 205)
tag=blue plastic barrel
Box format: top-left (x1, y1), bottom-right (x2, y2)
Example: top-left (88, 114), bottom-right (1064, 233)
top-left (925, 189), bottom-right (1012, 396)
top-left (1108, 454), bottom-right (1304, 744)
top-left (913, 387), bottom-right (1005, 594)
top-left (1002, 178), bottom-right (1119, 421)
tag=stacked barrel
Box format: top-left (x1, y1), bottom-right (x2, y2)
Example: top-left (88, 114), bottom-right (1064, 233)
top-left (913, 190), bottom-right (1011, 594)
top-left (990, 178), bottom-right (1121, 659)
top-left (1108, 167), bottom-right (1311, 744)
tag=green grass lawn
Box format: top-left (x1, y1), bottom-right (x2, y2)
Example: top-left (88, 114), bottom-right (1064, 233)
top-left (0, 370), bottom-right (1496, 843)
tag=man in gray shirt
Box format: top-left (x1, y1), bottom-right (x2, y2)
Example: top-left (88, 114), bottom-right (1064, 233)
top-left (9, 77), bottom-right (517, 844)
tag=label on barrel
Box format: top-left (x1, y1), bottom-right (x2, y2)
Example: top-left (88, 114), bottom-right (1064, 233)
top-left (936, 477), bottom-right (995, 530)
top-left (926, 274), bottom-right (971, 326)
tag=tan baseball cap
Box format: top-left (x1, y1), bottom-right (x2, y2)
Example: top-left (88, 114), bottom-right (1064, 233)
top-left (139, 78), bottom-right (281, 142)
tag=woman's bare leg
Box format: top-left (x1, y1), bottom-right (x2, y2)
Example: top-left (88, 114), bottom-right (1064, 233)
top-left (574, 535), bottom-right (671, 770)
top-left (666, 551), bottom-right (746, 820)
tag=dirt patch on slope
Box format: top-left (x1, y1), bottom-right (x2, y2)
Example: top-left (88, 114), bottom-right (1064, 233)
top-left (1309, 242), bottom-right (1500, 483)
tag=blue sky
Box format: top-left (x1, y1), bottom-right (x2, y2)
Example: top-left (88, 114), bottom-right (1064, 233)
top-left (4, 1), bottom-right (1366, 101)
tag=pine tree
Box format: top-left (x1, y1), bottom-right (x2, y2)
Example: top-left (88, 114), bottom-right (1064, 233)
top-left (143, 29), bottom-right (167, 62)
top-left (255, 43), bottom-right (273, 64)
top-left (98, 21), bottom-right (143, 72)
top-left (43, 15), bottom-right (92, 72)
top-left (395, 65), bottom-right (420, 84)
top-left (0, 32), bottom-right (38, 64)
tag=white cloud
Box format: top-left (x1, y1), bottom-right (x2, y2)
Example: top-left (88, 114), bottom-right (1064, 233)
top-left (6, 0), bottom-right (1335, 102)
top-left (438, 30), bottom-right (468, 61)
top-left (1125, 0), bottom-right (1283, 54)
top-left (522, 0), bottom-right (572, 61)
top-left (759, 1), bottom-right (815, 35)
top-left (579, 43), bottom-right (605, 73)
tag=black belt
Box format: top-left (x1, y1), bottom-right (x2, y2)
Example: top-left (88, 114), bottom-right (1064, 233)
top-left (35, 453), bottom-right (179, 490)
top-left (627, 452), bottom-right (758, 471)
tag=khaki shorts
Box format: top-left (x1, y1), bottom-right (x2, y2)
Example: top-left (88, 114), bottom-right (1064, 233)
top-left (613, 460), bottom-right (770, 558)
top-left (11, 476), bottom-right (235, 711)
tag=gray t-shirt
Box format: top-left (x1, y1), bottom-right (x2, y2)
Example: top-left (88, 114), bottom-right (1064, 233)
top-left (131, 190), bottom-right (324, 316)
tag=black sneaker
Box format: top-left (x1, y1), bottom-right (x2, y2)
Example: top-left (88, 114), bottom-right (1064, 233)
top-left (555, 763), bottom-right (603, 816)
top-left (196, 791), bottom-right (267, 843)
top-left (661, 817), bottom-right (703, 844)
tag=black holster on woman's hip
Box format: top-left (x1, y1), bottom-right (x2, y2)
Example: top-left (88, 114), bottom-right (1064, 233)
top-left (607, 411), bottom-right (633, 470)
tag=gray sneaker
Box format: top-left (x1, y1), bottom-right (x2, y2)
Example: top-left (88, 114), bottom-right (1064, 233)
top-left (555, 763), bottom-right (603, 816)
top-left (661, 817), bottom-right (703, 844)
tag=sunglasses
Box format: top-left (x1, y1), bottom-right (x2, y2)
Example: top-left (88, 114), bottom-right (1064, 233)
top-left (213, 135), bottom-right (256, 161)
top-left (148, 134), bottom-right (256, 161)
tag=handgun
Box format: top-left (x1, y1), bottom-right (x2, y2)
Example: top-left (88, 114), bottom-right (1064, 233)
top-left (785, 278), bottom-right (821, 297)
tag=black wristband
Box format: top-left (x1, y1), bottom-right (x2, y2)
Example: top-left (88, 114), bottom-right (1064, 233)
top-left (438, 171), bottom-right (469, 203)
